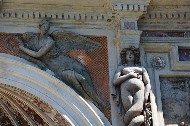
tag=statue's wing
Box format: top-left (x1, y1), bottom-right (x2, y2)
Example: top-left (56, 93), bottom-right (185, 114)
top-left (51, 30), bottom-right (102, 53)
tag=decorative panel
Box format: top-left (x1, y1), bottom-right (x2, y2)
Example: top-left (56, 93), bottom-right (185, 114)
top-left (160, 77), bottom-right (190, 125)
top-left (178, 47), bottom-right (190, 61)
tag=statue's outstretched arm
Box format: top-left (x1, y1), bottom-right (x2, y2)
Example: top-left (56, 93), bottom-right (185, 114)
top-left (19, 40), bottom-right (54, 58)
top-left (142, 68), bottom-right (151, 102)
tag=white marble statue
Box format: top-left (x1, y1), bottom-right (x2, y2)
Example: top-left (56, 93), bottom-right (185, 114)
top-left (112, 47), bottom-right (151, 126)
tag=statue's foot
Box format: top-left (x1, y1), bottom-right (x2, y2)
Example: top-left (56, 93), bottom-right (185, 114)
top-left (123, 113), bottom-right (131, 125)
top-left (128, 115), bottom-right (144, 126)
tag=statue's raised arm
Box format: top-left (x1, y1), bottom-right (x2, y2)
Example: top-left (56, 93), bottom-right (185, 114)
top-left (19, 20), bottom-right (55, 58)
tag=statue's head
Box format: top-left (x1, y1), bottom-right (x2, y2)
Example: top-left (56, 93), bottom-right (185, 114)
top-left (39, 19), bottom-right (50, 34)
top-left (120, 46), bottom-right (140, 65)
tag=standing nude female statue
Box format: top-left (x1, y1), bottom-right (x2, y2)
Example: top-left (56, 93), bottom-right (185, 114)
top-left (112, 47), bottom-right (151, 126)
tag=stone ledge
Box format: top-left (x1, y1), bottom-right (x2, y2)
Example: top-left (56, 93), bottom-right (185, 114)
top-left (138, 6), bottom-right (190, 30)
top-left (0, 10), bottom-right (110, 22)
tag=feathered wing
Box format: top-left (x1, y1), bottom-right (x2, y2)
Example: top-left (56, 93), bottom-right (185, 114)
top-left (72, 59), bottom-right (97, 92)
top-left (50, 30), bottom-right (102, 54)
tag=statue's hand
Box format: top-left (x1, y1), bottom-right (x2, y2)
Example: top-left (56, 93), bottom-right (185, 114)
top-left (19, 42), bottom-right (24, 47)
top-left (128, 71), bottom-right (138, 78)
top-left (15, 36), bottom-right (24, 49)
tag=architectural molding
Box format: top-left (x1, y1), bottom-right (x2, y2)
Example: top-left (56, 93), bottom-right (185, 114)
top-left (0, 0), bottom-right (114, 29)
top-left (0, 10), bottom-right (114, 29)
top-left (141, 37), bottom-right (190, 71)
top-left (5, 0), bottom-right (111, 7)
top-left (0, 0), bottom-right (152, 30)
top-left (138, 6), bottom-right (190, 30)
top-left (141, 37), bottom-right (190, 43)
top-left (113, 3), bottom-right (148, 12)
top-left (112, 0), bottom-right (151, 19)
top-left (140, 41), bottom-right (190, 125)
top-left (0, 10), bottom-right (109, 22)
top-left (111, 0), bottom-right (151, 50)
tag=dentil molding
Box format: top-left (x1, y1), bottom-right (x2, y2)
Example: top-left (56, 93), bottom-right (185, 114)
top-left (138, 6), bottom-right (190, 30)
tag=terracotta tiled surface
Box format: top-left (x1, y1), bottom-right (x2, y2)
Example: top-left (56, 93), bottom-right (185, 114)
top-left (69, 36), bottom-right (111, 121)
top-left (0, 33), bottom-right (21, 56)
top-left (68, 36), bottom-right (110, 102)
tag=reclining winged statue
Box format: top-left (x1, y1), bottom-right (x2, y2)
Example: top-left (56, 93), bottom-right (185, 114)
top-left (4, 19), bottom-right (106, 110)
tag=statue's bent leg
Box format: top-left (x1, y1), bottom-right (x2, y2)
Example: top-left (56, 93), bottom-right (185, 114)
top-left (124, 89), bottom-right (144, 125)
top-left (61, 70), bottom-right (92, 100)
top-left (62, 70), bottom-right (106, 109)
top-left (74, 72), bottom-right (107, 109)
top-left (128, 115), bottom-right (144, 126)
top-left (120, 86), bottom-right (133, 111)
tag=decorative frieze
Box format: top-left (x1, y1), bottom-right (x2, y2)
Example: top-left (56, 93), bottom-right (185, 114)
top-left (0, 10), bottom-right (108, 21)
top-left (138, 6), bottom-right (190, 30)
top-left (112, 0), bottom-right (151, 49)
top-left (141, 31), bottom-right (190, 37)
top-left (113, 3), bottom-right (147, 12)
top-left (141, 11), bottom-right (190, 20)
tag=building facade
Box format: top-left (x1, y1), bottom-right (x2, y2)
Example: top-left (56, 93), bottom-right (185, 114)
top-left (0, 0), bottom-right (190, 125)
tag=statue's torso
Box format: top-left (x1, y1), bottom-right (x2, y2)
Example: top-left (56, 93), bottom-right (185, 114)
top-left (27, 35), bottom-right (91, 83)
top-left (120, 66), bottom-right (144, 94)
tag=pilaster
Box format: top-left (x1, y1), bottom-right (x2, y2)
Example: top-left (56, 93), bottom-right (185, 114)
top-left (111, 1), bottom-right (151, 126)
top-left (112, 0), bottom-right (151, 50)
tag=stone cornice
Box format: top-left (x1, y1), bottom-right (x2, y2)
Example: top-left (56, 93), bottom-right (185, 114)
top-left (3, 0), bottom-right (111, 9)
top-left (2, 2), bottom-right (111, 13)
top-left (0, 9), bottom-right (115, 29)
top-left (0, 9), bottom-right (110, 22)
top-left (0, 1), bottom-right (115, 29)
top-left (138, 6), bottom-right (190, 30)
top-left (112, 0), bottom-right (151, 19)
top-left (113, 3), bottom-right (148, 12)
top-left (0, 0), bottom-right (152, 29)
